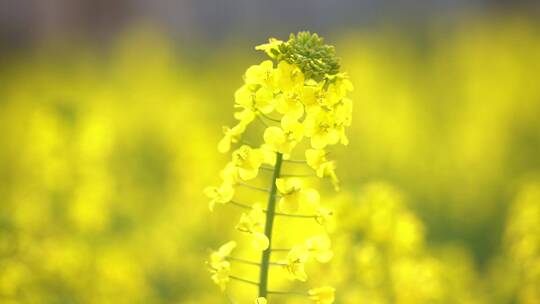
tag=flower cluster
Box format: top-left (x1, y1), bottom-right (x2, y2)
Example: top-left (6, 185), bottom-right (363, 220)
top-left (205, 32), bottom-right (352, 303)
top-left (207, 241), bottom-right (237, 291)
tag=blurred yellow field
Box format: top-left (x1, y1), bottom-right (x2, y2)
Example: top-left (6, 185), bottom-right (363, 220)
top-left (1, 13), bottom-right (540, 304)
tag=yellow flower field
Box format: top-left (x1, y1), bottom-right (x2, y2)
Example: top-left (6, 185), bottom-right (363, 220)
top-left (1, 17), bottom-right (539, 303)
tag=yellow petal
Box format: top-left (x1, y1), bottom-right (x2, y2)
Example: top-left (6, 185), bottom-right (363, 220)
top-left (239, 167), bottom-right (258, 180)
top-left (311, 133), bottom-right (328, 149)
top-left (234, 85), bottom-right (253, 107)
top-left (278, 196), bottom-right (300, 213)
top-left (275, 178), bottom-right (287, 193)
top-left (255, 86), bottom-right (275, 113)
top-left (255, 297), bottom-right (268, 304)
top-left (252, 232), bottom-right (270, 251)
top-left (263, 126), bottom-right (285, 147)
top-left (203, 186), bottom-right (217, 199)
top-left (218, 135), bottom-right (232, 153)
top-left (301, 188), bottom-right (320, 206)
top-left (308, 286), bottom-right (336, 304)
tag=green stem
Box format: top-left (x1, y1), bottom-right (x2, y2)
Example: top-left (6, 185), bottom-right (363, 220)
top-left (229, 275), bottom-right (259, 286)
top-left (268, 290), bottom-right (309, 296)
top-left (229, 200), bottom-right (318, 219)
top-left (258, 152), bottom-right (283, 297)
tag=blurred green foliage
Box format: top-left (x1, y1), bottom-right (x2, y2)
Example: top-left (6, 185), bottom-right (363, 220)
top-left (1, 17), bottom-right (540, 303)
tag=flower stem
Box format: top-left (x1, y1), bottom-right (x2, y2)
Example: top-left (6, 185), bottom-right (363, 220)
top-left (259, 112), bottom-right (281, 123)
top-left (282, 159), bottom-right (308, 164)
top-left (237, 182), bottom-right (273, 193)
top-left (267, 290), bottom-right (309, 296)
top-left (258, 152), bottom-right (283, 298)
top-left (229, 275), bottom-right (259, 286)
top-left (227, 257), bottom-right (261, 266)
top-left (227, 256), bottom-right (286, 267)
top-left (229, 200), bottom-right (318, 219)
top-left (280, 173), bottom-right (317, 177)
top-left (229, 200), bottom-right (252, 210)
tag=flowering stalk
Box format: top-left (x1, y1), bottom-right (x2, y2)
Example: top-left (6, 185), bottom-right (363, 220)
top-left (259, 152), bottom-right (282, 297)
top-left (205, 32), bottom-right (352, 304)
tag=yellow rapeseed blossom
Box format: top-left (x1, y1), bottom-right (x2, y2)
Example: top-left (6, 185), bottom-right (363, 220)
top-left (259, 143), bottom-right (277, 165)
top-left (207, 241), bottom-right (237, 291)
top-left (305, 111), bottom-right (341, 149)
top-left (305, 148), bottom-right (339, 190)
top-left (230, 145), bottom-right (264, 181)
top-left (233, 86), bottom-right (257, 124)
top-left (315, 207), bottom-right (335, 230)
top-left (206, 31), bottom-right (352, 301)
top-left (255, 297), bottom-right (268, 304)
top-left (218, 122), bottom-right (248, 153)
top-left (254, 37), bottom-right (283, 58)
top-left (283, 244), bottom-right (310, 282)
top-left (308, 286), bottom-right (336, 304)
top-left (276, 61), bottom-right (304, 92)
top-left (275, 90), bottom-right (304, 121)
top-left (245, 60), bottom-right (276, 88)
top-left (306, 235), bottom-right (334, 263)
top-left (263, 126), bottom-right (300, 156)
top-left (204, 183), bottom-right (235, 211)
top-left (276, 178), bottom-right (319, 213)
top-left (208, 241), bottom-right (237, 268)
top-left (236, 203), bottom-right (270, 251)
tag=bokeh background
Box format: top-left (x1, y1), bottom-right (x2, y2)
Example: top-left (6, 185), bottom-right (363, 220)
top-left (1, 1), bottom-right (540, 303)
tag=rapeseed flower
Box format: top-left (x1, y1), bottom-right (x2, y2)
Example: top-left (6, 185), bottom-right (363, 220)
top-left (207, 241), bottom-right (237, 291)
top-left (255, 297), bottom-right (268, 304)
top-left (305, 235), bottom-right (333, 263)
top-left (206, 32), bottom-right (351, 303)
top-left (236, 203), bottom-right (270, 251)
top-left (230, 145), bottom-right (264, 181)
top-left (308, 286), bottom-right (336, 304)
top-left (276, 178), bottom-right (319, 213)
top-left (204, 183), bottom-right (234, 211)
top-left (283, 245), bottom-right (310, 282)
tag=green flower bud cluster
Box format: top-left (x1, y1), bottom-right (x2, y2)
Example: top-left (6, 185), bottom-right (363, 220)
top-left (264, 32), bottom-right (340, 81)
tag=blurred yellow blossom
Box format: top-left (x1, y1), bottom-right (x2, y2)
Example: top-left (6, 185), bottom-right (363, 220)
top-left (218, 122), bottom-right (248, 153)
top-left (276, 178), bottom-right (319, 213)
top-left (308, 286), bottom-right (336, 304)
top-left (283, 244), bottom-right (310, 281)
top-left (207, 241), bottom-right (237, 290)
top-left (255, 297), bottom-right (268, 304)
top-left (236, 203), bottom-right (270, 251)
top-left (230, 145), bottom-right (264, 181)
top-left (255, 37), bottom-right (283, 58)
top-left (306, 235), bottom-right (334, 263)
top-left (204, 183), bottom-right (235, 211)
